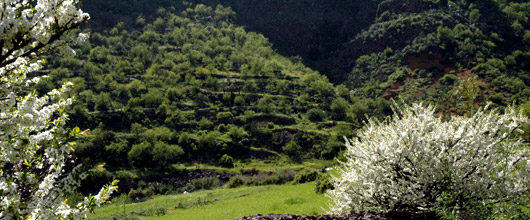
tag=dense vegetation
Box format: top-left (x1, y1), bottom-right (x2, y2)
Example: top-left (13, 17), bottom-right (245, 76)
top-left (79, 0), bottom-right (379, 82)
top-left (34, 0), bottom-right (530, 218)
top-left (42, 5), bottom-right (372, 172)
top-left (339, 0), bottom-right (530, 114)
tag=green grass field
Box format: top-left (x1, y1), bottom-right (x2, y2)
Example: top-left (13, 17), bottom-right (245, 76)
top-left (89, 182), bottom-right (329, 220)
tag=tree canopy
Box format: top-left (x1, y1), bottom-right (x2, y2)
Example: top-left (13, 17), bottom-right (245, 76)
top-left (0, 1), bottom-right (116, 219)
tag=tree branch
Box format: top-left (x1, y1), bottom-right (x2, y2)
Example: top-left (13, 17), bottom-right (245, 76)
top-left (0, 16), bottom-right (88, 69)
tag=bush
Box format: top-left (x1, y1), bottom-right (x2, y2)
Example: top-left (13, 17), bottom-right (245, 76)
top-left (152, 142), bottom-right (184, 168)
top-left (331, 97), bottom-right (349, 120)
top-left (127, 187), bottom-right (154, 202)
top-left (216, 112), bottom-right (234, 124)
top-left (282, 140), bottom-right (302, 158)
top-left (142, 126), bottom-right (174, 142)
top-left (228, 126), bottom-right (249, 140)
top-left (315, 172), bottom-right (334, 194)
top-left (439, 73), bottom-right (459, 85)
top-left (219, 154), bottom-right (234, 168)
top-left (257, 95), bottom-right (275, 113)
top-left (488, 92), bottom-right (505, 104)
top-left (226, 175), bottom-right (244, 188)
top-left (327, 103), bottom-right (529, 219)
top-left (234, 95), bottom-right (246, 106)
top-left (306, 108), bottom-right (326, 122)
top-left (292, 169), bottom-right (318, 184)
top-left (136, 206), bottom-right (167, 216)
top-left (199, 117), bottom-right (214, 130)
top-left (244, 169), bottom-right (296, 186)
top-left (185, 177), bottom-right (222, 191)
top-left (198, 131), bottom-right (222, 150)
top-left (92, 214), bottom-right (139, 220)
top-left (128, 142), bottom-right (153, 168)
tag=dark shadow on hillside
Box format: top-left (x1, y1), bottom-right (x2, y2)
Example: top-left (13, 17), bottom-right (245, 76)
top-left (81, 0), bottom-right (379, 83)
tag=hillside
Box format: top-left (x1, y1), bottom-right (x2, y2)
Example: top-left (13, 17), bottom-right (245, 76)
top-left (38, 0), bottom-right (530, 192)
top-left (31, 0), bottom-right (530, 217)
top-left (78, 0), bottom-right (379, 82)
top-left (82, 0), bottom-right (530, 115)
top-left (336, 0), bottom-right (530, 114)
top-left (42, 4), bottom-right (381, 175)
top-left (2, 0), bottom-right (530, 218)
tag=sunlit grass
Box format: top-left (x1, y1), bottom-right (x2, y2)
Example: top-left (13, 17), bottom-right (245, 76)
top-left (89, 182), bottom-right (329, 220)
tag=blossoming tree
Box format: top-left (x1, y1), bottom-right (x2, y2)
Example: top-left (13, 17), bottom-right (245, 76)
top-left (1, 0), bottom-right (116, 219)
top-left (327, 103), bottom-right (530, 218)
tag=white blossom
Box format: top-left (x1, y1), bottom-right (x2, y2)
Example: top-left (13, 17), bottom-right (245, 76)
top-left (0, 1), bottom-right (116, 219)
top-left (327, 103), bottom-right (529, 218)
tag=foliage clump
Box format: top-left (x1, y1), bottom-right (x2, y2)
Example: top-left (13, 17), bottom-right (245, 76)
top-left (219, 154), bottom-right (234, 168)
top-left (328, 103), bottom-right (530, 218)
top-left (0, 0), bottom-right (117, 218)
top-left (292, 169), bottom-right (318, 184)
top-left (282, 141), bottom-right (303, 158)
top-left (314, 172), bottom-right (334, 194)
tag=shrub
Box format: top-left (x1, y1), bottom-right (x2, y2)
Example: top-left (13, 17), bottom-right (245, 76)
top-left (222, 93), bottom-right (232, 105)
top-left (307, 108), bottom-right (326, 122)
top-left (217, 123), bottom-right (227, 132)
top-left (127, 187), bottom-right (154, 202)
top-left (488, 92), bottom-right (505, 104)
top-left (226, 175), bottom-right (244, 188)
top-left (199, 117), bottom-right (214, 130)
top-left (242, 110), bottom-right (256, 122)
top-left (331, 97), bottom-right (349, 120)
top-left (136, 206), bottom-right (167, 216)
top-left (292, 169), bottom-right (318, 184)
top-left (219, 154), bottom-right (234, 168)
top-left (439, 73), bottom-right (459, 85)
top-left (185, 177), bottom-right (222, 191)
top-left (258, 95), bottom-right (275, 113)
top-left (93, 214), bottom-right (139, 220)
top-left (228, 126), bottom-right (249, 140)
top-left (282, 140), bottom-right (302, 158)
top-left (234, 95), bottom-right (246, 106)
top-left (142, 126), bottom-right (173, 142)
top-left (327, 103), bottom-right (529, 219)
top-left (198, 131), bottom-right (222, 150)
top-left (315, 172), bottom-right (334, 194)
top-left (128, 142), bottom-right (153, 168)
top-left (244, 169), bottom-right (296, 186)
top-left (266, 122), bottom-right (275, 129)
top-left (216, 112), bottom-right (234, 124)
top-left (152, 142), bottom-right (184, 168)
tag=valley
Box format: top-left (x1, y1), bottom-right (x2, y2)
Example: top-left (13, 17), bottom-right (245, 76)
top-left (6, 0), bottom-right (529, 219)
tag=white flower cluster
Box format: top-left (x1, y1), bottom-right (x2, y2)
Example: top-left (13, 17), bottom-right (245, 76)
top-left (1, 1), bottom-right (116, 219)
top-left (327, 103), bottom-right (529, 217)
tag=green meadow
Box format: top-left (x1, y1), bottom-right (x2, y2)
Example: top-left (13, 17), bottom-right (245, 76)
top-left (89, 182), bottom-right (328, 220)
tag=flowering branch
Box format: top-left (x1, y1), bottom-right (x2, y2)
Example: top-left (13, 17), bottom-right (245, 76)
top-left (0, 1), bottom-right (116, 219)
top-left (327, 103), bottom-right (529, 218)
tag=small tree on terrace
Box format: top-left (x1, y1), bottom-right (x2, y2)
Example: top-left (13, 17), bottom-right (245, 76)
top-left (0, 1), bottom-right (116, 219)
top-left (327, 103), bottom-right (530, 218)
